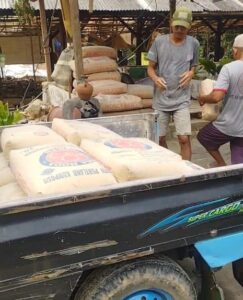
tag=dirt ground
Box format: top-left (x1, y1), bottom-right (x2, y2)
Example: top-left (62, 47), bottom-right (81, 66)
top-left (167, 119), bottom-right (242, 299)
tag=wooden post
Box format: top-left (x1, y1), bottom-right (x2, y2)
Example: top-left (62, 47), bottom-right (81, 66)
top-left (214, 19), bottom-right (223, 62)
top-left (39, 0), bottom-right (52, 81)
top-left (69, 0), bottom-right (84, 82)
top-left (89, 0), bottom-right (93, 13)
top-left (170, 0), bottom-right (176, 20)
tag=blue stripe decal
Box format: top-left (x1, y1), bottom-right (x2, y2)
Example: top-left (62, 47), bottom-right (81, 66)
top-left (138, 198), bottom-right (227, 238)
top-left (195, 232), bottom-right (243, 268)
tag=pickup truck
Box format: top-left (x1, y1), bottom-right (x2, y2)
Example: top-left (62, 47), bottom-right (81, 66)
top-left (0, 113), bottom-right (242, 300)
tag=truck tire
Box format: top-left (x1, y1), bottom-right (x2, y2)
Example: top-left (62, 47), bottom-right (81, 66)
top-left (75, 255), bottom-right (197, 300)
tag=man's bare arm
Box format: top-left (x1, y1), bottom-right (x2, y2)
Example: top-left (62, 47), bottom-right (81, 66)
top-left (147, 60), bottom-right (167, 90)
top-left (198, 90), bottom-right (225, 106)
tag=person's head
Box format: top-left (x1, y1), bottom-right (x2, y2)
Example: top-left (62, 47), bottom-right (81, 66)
top-left (171, 7), bottom-right (192, 40)
top-left (75, 81), bottom-right (93, 100)
top-left (232, 34), bottom-right (243, 60)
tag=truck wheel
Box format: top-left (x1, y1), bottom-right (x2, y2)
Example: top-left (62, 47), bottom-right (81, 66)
top-left (75, 256), bottom-right (197, 300)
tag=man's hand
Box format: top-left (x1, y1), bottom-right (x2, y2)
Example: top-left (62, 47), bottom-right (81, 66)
top-left (198, 96), bottom-right (205, 106)
top-left (154, 77), bottom-right (167, 91)
top-left (179, 70), bottom-right (194, 88)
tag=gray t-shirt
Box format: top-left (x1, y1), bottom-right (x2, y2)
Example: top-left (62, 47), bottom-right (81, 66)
top-left (213, 60), bottom-right (243, 137)
top-left (148, 34), bottom-right (199, 111)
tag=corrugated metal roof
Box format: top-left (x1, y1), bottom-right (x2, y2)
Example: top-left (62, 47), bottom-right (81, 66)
top-left (211, 0), bottom-right (243, 11)
top-left (0, 0), bottom-right (243, 12)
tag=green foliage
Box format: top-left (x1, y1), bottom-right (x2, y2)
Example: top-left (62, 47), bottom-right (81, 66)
top-left (0, 101), bottom-right (23, 126)
top-left (196, 55), bottom-right (234, 79)
top-left (199, 58), bottom-right (218, 76)
top-left (13, 0), bottom-right (35, 25)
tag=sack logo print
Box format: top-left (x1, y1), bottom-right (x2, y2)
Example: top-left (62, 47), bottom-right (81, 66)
top-left (105, 139), bottom-right (152, 150)
top-left (40, 149), bottom-right (92, 167)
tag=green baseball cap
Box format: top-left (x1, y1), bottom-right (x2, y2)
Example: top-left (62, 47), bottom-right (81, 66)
top-left (172, 6), bottom-right (192, 29)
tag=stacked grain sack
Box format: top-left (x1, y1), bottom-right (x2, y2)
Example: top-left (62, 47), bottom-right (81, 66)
top-left (70, 46), bottom-right (144, 114)
top-left (127, 84), bottom-right (153, 110)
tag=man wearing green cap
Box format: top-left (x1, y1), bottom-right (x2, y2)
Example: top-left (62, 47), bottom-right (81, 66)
top-left (147, 6), bottom-right (199, 160)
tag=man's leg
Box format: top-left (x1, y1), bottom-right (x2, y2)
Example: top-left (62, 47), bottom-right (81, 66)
top-left (159, 136), bottom-right (168, 148)
top-left (197, 123), bottom-right (229, 167)
top-left (173, 108), bottom-right (192, 160)
top-left (230, 137), bottom-right (243, 164)
top-left (205, 149), bottom-right (226, 167)
top-left (178, 135), bottom-right (191, 160)
top-left (157, 111), bottom-right (171, 148)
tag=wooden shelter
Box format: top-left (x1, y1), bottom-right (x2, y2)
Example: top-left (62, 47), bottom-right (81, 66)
top-left (0, 0), bottom-right (243, 65)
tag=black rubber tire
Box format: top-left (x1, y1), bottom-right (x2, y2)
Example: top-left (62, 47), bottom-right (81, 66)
top-left (75, 255), bottom-right (197, 300)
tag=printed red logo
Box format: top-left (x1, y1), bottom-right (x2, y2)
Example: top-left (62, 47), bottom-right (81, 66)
top-left (105, 139), bottom-right (152, 150)
top-left (40, 148), bottom-right (92, 167)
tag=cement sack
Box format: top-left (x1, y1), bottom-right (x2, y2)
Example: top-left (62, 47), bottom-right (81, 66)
top-left (127, 84), bottom-right (153, 99)
top-left (52, 118), bottom-right (121, 146)
top-left (89, 80), bottom-right (127, 96)
top-left (0, 166), bottom-right (15, 186)
top-left (141, 99), bottom-right (152, 108)
top-left (82, 46), bottom-right (117, 59)
top-left (131, 138), bottom-right (181, 160)
top-left (200, 79), bottom-right (221, 121)
top-left (10, 144), bottom-right (117, 196)
top-left (0, 152), bottom-right (8, 168)
top-left (1, 125), bottom-right (65, 158)
top-left (0, 182), bottom-right (26, 204)
top-left (70, 56), bottom-right (118, 76)
top-left (81, 138), bottom-right (201, 182)
top-left (51, 47), bottom-right (74, 91)
top-left (95, 94), bottom-right (143, 112)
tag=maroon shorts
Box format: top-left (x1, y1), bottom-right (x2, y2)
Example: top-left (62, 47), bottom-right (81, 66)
top-left (197, 123), bottom-right (243, 164)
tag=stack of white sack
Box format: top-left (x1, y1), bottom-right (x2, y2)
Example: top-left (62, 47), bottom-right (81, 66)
top-left (127, 84), bottom-right (153, 109)
top-left (52, 118), bottom-right (121, 146)
top-left (199, 79), bottom-right (221, 121)
top-left (80, 137), bottom-right (202, 182)
top-left (0, 152), bottom-right (27, 203)
top-left (0, 125), bottom-right (66, 203)
top-left (10, 143), bottom-right (117, 196)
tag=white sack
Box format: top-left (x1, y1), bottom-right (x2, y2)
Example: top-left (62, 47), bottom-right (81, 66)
top-left (10, 143), bottom-right (117, 196)
top-left (200, 79), bottom-right (221, 121)
top-left (52, 119), bottom-right (121, 146)
top-left (1, 125), bottom-right (65, 158)
top-left (0, 152), bottom-right (8, 169)
top-left (0, 167), bottom-right (15, 186)
top-left (81, 138), bottom-right (201, 182)
top-left (0, 182), bottom-right (26, 204)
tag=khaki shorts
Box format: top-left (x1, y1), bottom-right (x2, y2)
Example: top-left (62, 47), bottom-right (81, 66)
top-left (156, 107), bottom-right (191, 136)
